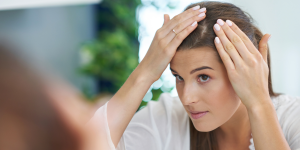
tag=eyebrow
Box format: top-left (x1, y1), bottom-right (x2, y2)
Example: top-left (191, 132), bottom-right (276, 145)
top-left (170, 66), bottom-right (214, 75)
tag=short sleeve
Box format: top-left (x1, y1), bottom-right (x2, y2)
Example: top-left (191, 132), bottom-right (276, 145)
top-left (86, 101), bottom-right (116, 150)
top-left (274, 95), bottom-right (300, 150)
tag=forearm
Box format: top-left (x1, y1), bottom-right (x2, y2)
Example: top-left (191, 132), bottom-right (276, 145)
top-left (247, 98), bottom-right (290, 150)
top-left (107, 65), bottom-right (154, 147)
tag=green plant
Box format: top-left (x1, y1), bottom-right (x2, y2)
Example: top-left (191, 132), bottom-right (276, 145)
top-left (79, 0), bottom-right (179, 109)
top-left (80, 29), bottom-right (139, 93)
top-left (80, 0), bottom-right (141, 94)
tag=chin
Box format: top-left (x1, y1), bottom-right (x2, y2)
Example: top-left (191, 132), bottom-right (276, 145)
top-left (191, 119), bottom-right (220, 132)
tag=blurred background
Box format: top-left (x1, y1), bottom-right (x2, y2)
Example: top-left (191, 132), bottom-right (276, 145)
top-left (0, 0), bottom-right (299, 110)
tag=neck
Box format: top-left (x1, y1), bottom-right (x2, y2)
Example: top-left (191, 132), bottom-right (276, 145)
top-left (216, 102), bottom-right (251, 143)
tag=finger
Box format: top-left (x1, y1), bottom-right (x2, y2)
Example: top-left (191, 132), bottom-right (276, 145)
top-left (163, 12), bottom-right (206, 44)
top-left (165, 5), bottom-right (204, 28)
top-left (159, 5), bottom-right (205, 38)
top-left (173, 12), bottom-right (205, 33)
top-left (165, 21), bottom-right (198, 52)
top-left (216, 19), bottom-right (252, 62)
top-left (214, 37), bottom-right (235, 70)
top-left (226, 20), bottom-right (259, 55)
top-left (258, 34), bottom-right (271, 62)
top-left (213, 23), bottom-right (243, 66)
top-left (163, 14), bottom-right (170, 25)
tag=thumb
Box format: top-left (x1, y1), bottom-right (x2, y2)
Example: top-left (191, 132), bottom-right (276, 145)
top-left (258, 34), bottom-right (271, 63)
top-left (163, 14), bottom-right (170, 25)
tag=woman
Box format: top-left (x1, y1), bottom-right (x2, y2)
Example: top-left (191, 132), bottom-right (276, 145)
top-left (90, 1), bottom-right (300, 150)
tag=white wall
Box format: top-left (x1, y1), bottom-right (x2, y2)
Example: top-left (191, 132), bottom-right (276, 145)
top-left (0, 5), bottom-right (96, 91)
top-left (231, 0), bottom-right (300, 97)
top-left (0, 0), bottom-right (101, 10)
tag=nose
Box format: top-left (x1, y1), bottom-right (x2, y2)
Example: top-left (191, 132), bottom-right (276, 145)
top-left (180, 82), bottom-right (200, 105)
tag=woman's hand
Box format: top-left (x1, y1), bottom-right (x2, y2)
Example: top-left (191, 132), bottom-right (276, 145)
top-left (213, 19), bottom-right (291, 150)
top-left (213, 19), bottom-right (271, 109)
top-left (137, 5), bottom-right (207, 83)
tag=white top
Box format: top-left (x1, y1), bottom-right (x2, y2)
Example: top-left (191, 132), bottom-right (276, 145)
top-left (91, 93), bottom-right (300, 150)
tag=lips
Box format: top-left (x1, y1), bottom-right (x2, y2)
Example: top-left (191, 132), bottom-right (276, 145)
top-left (189, 110), bottom-right (209, 119)
top-left (189, 110), bottom-right (208, 114)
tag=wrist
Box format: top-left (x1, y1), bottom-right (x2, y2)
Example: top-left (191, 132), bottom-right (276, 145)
top-left (131, 65), bottom-right (156, 86)
top-left (246, 96), bottom-right (274, 114)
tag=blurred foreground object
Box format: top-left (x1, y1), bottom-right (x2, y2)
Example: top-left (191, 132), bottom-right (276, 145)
top-left (0, 43), bottom-right (79, 149)
top-left (0, 43), bottom-right (102, 150)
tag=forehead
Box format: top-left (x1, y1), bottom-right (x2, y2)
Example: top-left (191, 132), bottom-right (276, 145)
top-left (170, 47), bottom-right (220, 70)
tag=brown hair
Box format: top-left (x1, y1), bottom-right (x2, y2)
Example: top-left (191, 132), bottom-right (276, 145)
top-left (0, 43), bottom-right (81, 150)
top-left (177, 1), bottom-right (279, 150)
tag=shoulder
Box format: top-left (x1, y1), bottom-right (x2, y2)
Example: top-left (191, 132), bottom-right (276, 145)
top-left (128, 93), bottom-right (189, 134)
top-left (119, 93), bottom-right (189, 150)
top-left (271, 94), bottom-right (300, 124)
top-left (271, 94), bottom-right (300, 110)
top-left (271, 94), bottom-right (300, 149)
top-left (271, 94), bottom-right (300, 120)
top-left (131, 93), bottom-right (187, 124)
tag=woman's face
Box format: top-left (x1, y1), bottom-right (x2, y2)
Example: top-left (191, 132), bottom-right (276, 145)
top-left (170, 47), bottom-right (241, 132)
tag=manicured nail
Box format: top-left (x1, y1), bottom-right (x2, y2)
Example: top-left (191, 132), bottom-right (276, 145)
top-left (193, 5), bottom-right (200, 10)
top-left (199, 7), bottom-right (206, 13)
top-left (191, 21), bottom-right (197, 26)
top-left (217, 19), bottom-right (224, 26)
top-left (226, 20), bottom-right (232, 26)
top-left (215, 37), bottom-right (220, 43)
top-left (198, 13), bottom-right (205, 18)
top-left (268, 35), bottom-right (271, 41)
top-left (214, 24), bottom-right (220, 31)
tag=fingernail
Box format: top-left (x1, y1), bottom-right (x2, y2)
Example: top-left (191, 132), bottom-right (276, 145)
top-left (217, 19), bottom-right (224, 26)
top-left (226, 20), bottom-right (232, 26)
top-left (214, 24), bottom-right (220, 31)
top-left (191, 21), bottom-right (197, 26)
top-left (199, 7), bottom-right (206, 13)
top-left (268, 35), bottom-right (271, 41)
top-left (193, 5), bottom-right (200, 10)
top-left (198, 13), bottom-right (205, 18)
top-left (215, 37), bottom-right (220, 43)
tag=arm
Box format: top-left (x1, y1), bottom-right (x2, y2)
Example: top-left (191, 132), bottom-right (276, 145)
top-left (106, 66), bottom-right (153, 147)
top-left (213, 19), bottom-right (290, 150)
top-left (247, 98), bottom-right (290, 150)
top-left (105, 5), bottom-right (207, 148)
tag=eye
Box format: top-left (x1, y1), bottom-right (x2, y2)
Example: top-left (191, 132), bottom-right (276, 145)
top-left (176, 75), bottom-right (184, 81)
top-left (173, 74), bottom-right (184, 81)
top-left (198, 74), bottom-right (210, 83)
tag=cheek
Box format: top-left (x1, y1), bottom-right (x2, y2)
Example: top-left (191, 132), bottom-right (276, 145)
top-left (176, 83), bottom-right (183, 96)
top-left (208, 80), bottom-right (240, 114)
top-left (192, 79), bottom-right (240, 131)
top-left (204, 79), bottom-right (240, 125)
